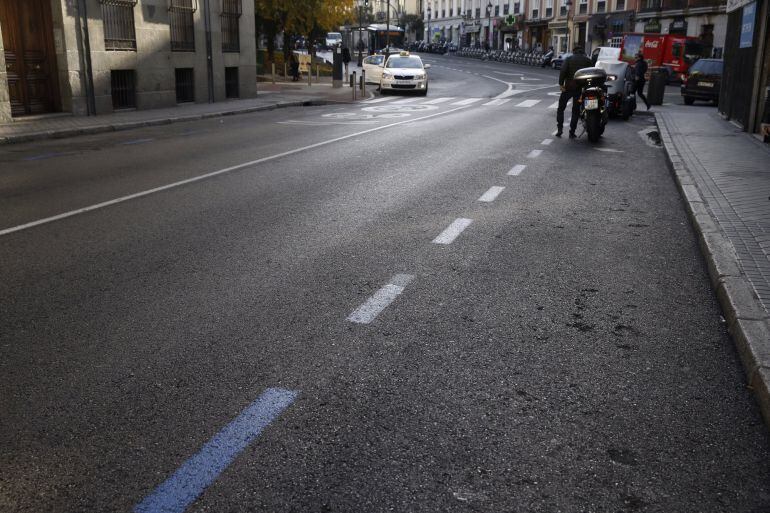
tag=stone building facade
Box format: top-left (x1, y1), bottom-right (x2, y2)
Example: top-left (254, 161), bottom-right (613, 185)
top-left (0, 0), bottom-right (256, 122)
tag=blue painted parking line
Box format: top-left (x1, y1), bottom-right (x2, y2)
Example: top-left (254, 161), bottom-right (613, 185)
top-left (121, 138), bottom-right (155, 145)
top-left (23, 152), bottom-right (69, 161)
top-left (134, 387), bottom-right (298, 513)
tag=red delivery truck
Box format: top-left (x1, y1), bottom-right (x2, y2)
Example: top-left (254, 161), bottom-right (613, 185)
top-left (619, 33), bottom-right (705, 81)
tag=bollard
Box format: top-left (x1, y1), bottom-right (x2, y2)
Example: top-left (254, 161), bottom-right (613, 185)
top-left (361, 70), bottom-right (366, 97)
top-left (351, 72), bottom-right (357, 100)
top-left (284, 63), bottom-right (287, 79)
top-left (271, 63), bottom-right (275, 84)
top-left (308, 64), bottom-right (312, 86)
top-left (316, 65), bottom-right (320, 83)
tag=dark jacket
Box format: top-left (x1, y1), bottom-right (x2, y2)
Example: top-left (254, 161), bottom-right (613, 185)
top-left (342, 47), bottom-right (351, 64)
top-left (634, 58), bottom-right (648, 81)
top-left (559, 51), bottom-right (594, 92)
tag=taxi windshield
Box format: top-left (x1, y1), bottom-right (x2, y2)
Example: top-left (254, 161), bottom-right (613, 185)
top-left (386, 57), bottom-right (422, 69)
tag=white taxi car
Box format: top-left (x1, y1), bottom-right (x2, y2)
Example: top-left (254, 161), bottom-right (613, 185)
top-left (380, 52), bottom-right (430, 95)
top-left (362, 54), bottom-right (386, 83)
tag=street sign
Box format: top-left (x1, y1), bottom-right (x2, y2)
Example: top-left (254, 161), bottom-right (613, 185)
top-left (739, 2), bottom-right (755, 48)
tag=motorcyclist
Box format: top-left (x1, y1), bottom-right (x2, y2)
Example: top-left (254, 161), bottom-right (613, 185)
top-left (556, 45), bottom-right (593, 138)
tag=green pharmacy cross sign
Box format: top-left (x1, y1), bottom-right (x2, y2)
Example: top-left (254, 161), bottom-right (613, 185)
top-left (505, 15), bottom-right (518, 25)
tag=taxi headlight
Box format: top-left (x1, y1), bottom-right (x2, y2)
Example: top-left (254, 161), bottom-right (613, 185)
top-left (382, 71), bottom-right (394, 79)
top-left (415, 72), bottom-right (426, 79)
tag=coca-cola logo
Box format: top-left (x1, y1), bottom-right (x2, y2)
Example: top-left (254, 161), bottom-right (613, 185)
top-left (644, 40), bottom-right (660, 48)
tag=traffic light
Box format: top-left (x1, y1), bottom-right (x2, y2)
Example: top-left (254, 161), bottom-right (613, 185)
top-left (364, 0), bottom-right (368, 5)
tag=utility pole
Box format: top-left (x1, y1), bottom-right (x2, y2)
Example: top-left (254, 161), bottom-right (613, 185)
top-left (386, 0), bottom-right (391, 54)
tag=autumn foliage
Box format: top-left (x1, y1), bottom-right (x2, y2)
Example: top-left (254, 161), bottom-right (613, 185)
top-left (255, 0), bottom-right (356, 59)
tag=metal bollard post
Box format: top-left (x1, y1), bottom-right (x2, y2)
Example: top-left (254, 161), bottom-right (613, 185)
top-left (271, 63), bottom-right (275, 84)
top-left (361, 70), bottom-right (366, 97)
top-left (351, 72), bottom-right (356, 100)
top-left (284, 63), bottom-right (287, 79)
top-left (308, 64), bottom-right (312, 86)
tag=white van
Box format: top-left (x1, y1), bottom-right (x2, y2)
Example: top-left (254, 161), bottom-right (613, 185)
top-left (325, 32), bottom-right (342, 49)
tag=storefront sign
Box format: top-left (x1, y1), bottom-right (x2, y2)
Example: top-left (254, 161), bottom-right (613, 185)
top-left (726, 0), bottom-right (753, 13)
top-left (644, 19), bottom-right (661, 33)
top-left (740, 2), bottom-right (755, 48)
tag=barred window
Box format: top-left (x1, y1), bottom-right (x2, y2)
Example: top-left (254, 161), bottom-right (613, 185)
top-left (221, 0), bottom-right (242, 53)
top-left (169, 0), bottom-right (197, 51)
top-left (111, 70), bottom-right (136, 109)
top-left (101, 0), bottom-right (137, 51)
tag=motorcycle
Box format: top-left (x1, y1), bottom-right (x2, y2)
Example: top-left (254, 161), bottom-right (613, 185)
top-left (574, 67), bottom-right (609, 143)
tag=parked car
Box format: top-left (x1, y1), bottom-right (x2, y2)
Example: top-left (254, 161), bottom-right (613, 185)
top-left (681, 58), bottom-right (723, 105)
top-left (362, 54), bottom-right (386, 83)
top-left (380, 52), bottom-right (430, 95)
top-left (552, 52), bottom-right (572, 70)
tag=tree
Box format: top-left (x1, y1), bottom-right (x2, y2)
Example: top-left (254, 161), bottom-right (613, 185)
top-left (255, 0), bottom-right (355, 60)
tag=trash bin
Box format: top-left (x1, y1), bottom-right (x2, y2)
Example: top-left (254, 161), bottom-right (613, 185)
top-left (647, 67), bottom-right (667, 106)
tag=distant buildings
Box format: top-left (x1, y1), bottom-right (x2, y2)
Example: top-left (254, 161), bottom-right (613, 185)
top-left (0, 0), bottom-right (256, 122)
top-left (421, 0), bottom-right (727, 55)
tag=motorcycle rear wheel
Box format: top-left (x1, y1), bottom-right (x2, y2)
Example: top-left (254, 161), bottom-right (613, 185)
top-left (586, 111), bottom-right (601, 143)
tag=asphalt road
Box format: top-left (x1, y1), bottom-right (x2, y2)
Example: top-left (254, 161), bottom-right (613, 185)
top-left (1, 55), bottom-right (769, 513)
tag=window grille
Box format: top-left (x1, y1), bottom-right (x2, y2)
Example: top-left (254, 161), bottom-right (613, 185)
top-left (175, 68), bottom-right (195, 103)
top-left (221, 0), bottom-right (241, 52)
top-left (225, 67), bottom-right (239, 98)
top-left (169, 0), bottom-right (197, 51)
top-left (111, 70), bottom-right (136, 109)
top-left (101, 0), bottom-right (137, 51)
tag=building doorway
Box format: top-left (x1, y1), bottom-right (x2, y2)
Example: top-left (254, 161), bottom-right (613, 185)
top-left (0, 0), bottom-right (60, 117)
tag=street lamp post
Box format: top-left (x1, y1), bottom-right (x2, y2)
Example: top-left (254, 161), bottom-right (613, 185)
top-left (485, 1), bottom-right (493, 50)
top-left (357, 0), bottom-right (364, 66)
top-left (427, 5), bottom-right (431, 43)
top-left (566, 0), bottom-right (573, 51)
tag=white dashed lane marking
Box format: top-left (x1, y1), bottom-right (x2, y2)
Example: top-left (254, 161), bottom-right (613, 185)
top-left (422, 97), bottom-right (456, 104)
top-left (527, 149), bottom-right (543, 158)
top-left (508, 164), bottom-right (526, 176)
top-left (514, 100), bottom-right (541, 108)
top-left (347, 274), bottom-right (415, 324)
top-left (478, 186), bottom-right (505, 203)
top-left (433, 218), bottom-right (473, 245)
top-left (541, 138), bottom-right (553, 145)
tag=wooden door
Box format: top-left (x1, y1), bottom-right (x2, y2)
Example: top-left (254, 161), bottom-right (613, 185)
top-left (0, 0), bottom-right (59, 116)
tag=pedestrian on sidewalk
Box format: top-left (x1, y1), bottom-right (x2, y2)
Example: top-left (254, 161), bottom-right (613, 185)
top-left (289, 53), bottom-right (300, 82)
top-left (342, 46), bottom-right (351, 78)
top-left (556, 45), bottom-right (593, 138)
top-left (633, 53), bottom-right (651, 111)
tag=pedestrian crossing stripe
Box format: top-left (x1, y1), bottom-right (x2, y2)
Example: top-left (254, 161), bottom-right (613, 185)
top-left (450, 98), bottom-right (484, 105)
top-left (423, 97), bottom-right (456, 104)
top-left (363, 96), bottom-right (562, 108)
top-left (482, 98), bottom-right (512, 106)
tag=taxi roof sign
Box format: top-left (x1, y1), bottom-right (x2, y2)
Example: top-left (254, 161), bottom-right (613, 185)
top-left (399, 50), bottom-right (410, 56)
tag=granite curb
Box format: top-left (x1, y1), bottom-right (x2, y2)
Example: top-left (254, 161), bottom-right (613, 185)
top-left (655, 112), bottom-right (770, 429)
top-left (0, 98), bottom-right (356, 146)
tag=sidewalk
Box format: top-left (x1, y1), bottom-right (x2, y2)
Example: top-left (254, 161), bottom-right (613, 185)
top-left (0, 79), bottom-right (367, 145)
top-left (656, 107), bottom-right (770, 426)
